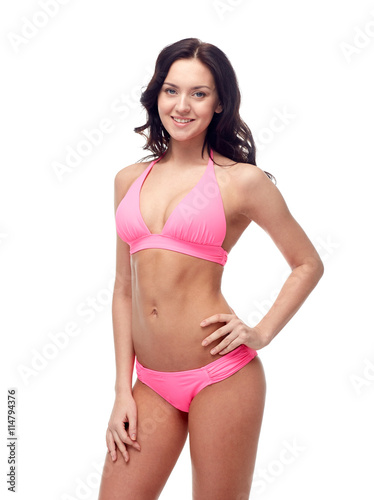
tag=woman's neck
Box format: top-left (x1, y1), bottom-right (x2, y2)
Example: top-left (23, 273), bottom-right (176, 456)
top-left (163, 138), bottom-right (211, 165)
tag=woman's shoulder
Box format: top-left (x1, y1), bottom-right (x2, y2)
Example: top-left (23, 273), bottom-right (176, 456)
top-left (114, 159), bottom-right (155, 190)
top-left (114, 160), bottom-right (152, 205)
top-left (213, 151), bottom-right (268, 189)
top-left (115, 160), bottom-right (152, 182)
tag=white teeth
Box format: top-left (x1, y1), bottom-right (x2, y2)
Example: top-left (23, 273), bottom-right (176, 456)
top-left (173, 117), bottom-right (193, 123)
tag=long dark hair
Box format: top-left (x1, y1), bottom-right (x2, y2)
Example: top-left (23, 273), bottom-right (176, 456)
top-left (134, 38), bottom-right (275, 182)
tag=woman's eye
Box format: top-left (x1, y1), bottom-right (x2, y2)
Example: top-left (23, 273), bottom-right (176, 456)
top-left (164, 88), bottom-right (205, 98)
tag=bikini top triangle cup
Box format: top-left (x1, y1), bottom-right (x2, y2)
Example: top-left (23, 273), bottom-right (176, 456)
top-left (115, 149), bottom-right (228, 266)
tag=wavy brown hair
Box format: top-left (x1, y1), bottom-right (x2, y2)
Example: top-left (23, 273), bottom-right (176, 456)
top-left (134, 38), bottom-right (275, 182)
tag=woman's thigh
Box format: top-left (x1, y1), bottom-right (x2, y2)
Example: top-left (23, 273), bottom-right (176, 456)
top-left (98, 378), bottom-right (189, 500)
top-left (188, 355), bottom-right (266, 500)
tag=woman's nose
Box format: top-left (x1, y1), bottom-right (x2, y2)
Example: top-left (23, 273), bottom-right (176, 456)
top-left (175, 95), bottom-right (191, 114)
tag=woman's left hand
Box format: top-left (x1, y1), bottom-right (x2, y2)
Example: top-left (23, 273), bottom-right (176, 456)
top-left (200, 310), bottom-right (270, 354)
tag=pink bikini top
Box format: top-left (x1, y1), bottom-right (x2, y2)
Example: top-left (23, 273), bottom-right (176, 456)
top-left (115, 149), bottom-right (228, 266)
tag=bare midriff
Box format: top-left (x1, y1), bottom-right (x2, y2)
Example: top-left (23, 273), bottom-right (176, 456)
top-left (131, 248), bottom-right (233, 372)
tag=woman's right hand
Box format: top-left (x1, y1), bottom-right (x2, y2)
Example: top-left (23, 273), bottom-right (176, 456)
top-left (106, 393), bottom-right (141, 462)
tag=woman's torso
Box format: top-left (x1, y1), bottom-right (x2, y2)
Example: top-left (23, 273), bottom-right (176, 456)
top-left (121, 151), bottom-right (253, 371)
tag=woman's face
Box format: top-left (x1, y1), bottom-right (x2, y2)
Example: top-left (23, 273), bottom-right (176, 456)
top-left (157, 58), bottom-right (222, 144)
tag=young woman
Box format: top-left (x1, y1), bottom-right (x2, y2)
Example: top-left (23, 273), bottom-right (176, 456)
top-left (98, 38), bottom-right (324, 500)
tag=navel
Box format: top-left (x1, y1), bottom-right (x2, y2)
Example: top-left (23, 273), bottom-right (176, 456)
top-left (150, 307), bottom-right (158, 317)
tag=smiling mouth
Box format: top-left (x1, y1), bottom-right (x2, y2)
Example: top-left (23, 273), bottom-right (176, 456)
top-left (171, 116), bottom-right (194, 123)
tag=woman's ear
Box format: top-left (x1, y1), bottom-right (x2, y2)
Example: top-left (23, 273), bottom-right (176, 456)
top-left (215, 102), bottom-right (223, 114)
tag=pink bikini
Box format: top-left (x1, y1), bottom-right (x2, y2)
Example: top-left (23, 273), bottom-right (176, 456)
top-left (135, 345), bottom-right (257, 412)
top-left (115, 149), bottom-right (228, 265)
top-left (115, 149), bottom-right (257, 412)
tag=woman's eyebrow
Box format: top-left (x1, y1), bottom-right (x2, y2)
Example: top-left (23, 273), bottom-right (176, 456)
top-left (163, 82), bottom-right (212, 90)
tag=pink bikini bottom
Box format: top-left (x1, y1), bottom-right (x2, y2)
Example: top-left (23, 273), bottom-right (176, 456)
top-left (135, 344), bottom-right (258, 413)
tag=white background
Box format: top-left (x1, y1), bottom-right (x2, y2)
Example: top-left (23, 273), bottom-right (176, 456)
top-left (1, 0), bottom-right (373, 498)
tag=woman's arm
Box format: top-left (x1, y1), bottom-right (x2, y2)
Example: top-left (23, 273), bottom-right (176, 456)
top-left (201, 165), bottom-right (324, 352)
top-left (242, 166), bottom-right (324, 344)
top-left (106, 168), bottom-right (142, 463)
top-left (112, 238), bottom-right (134, 395)
top-left (112, 169), bottom-right (135, 395)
